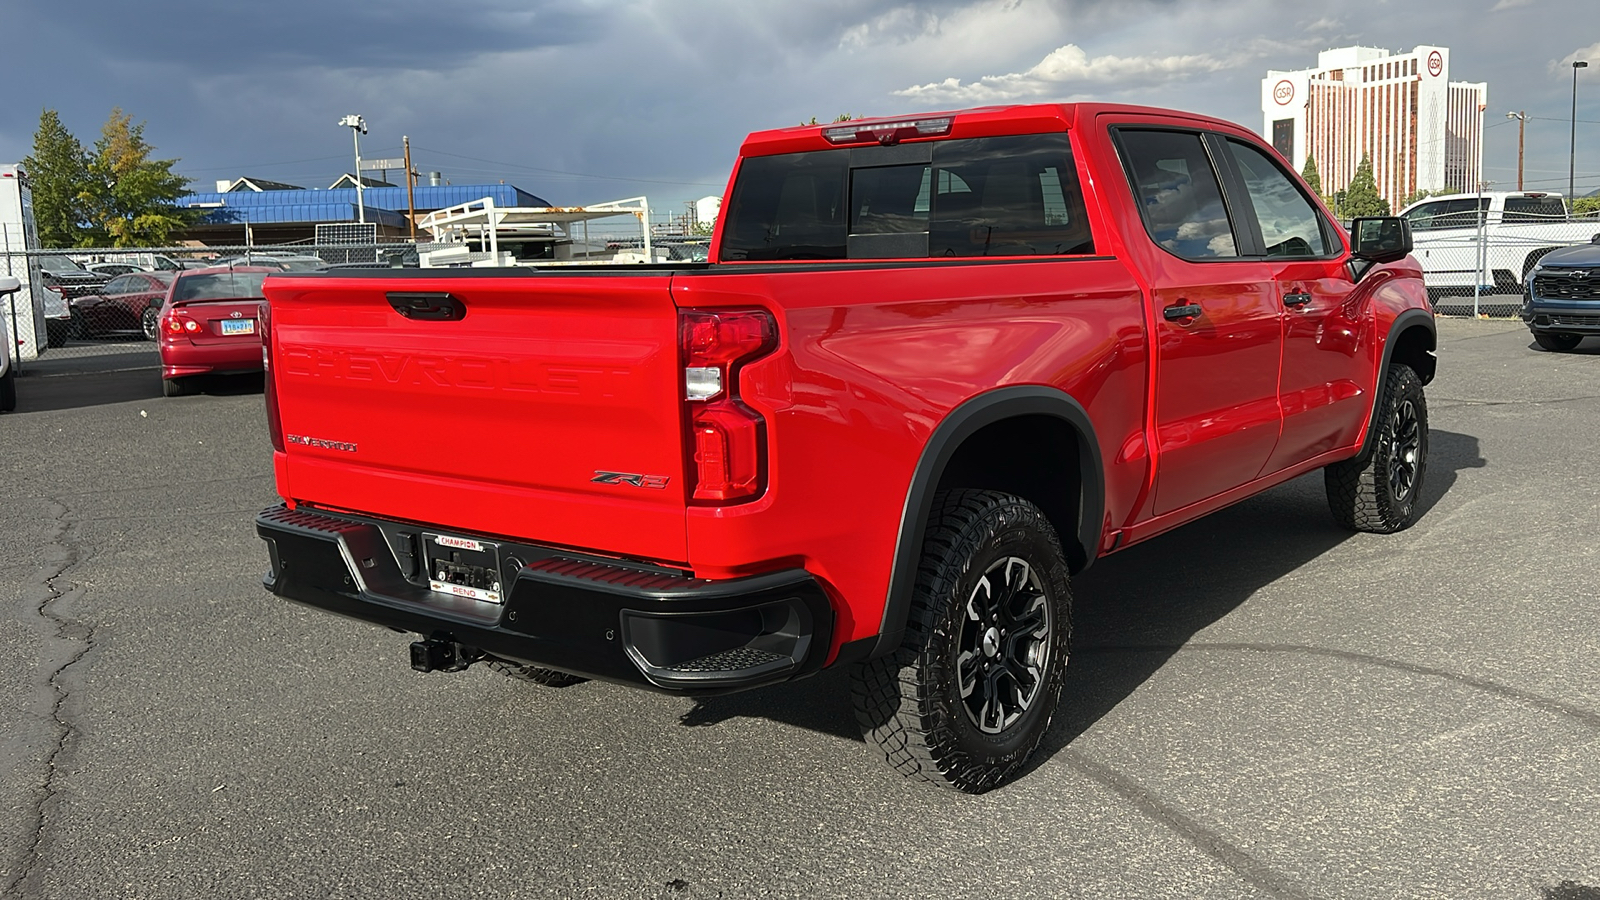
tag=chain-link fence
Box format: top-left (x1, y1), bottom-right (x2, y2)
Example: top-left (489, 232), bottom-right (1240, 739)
top-left (7, 225), bottom-right (1600, 371)
top-left (1413, 217), bottom-right (1600, 318)
top-left (2, 242), bottom-right (416, 369)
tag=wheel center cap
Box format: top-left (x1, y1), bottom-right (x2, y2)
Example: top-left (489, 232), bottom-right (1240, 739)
top-left (982, 627), bottom-right (1001, 658)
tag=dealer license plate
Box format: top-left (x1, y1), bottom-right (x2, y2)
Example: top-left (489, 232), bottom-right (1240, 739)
top-left (220, 319), bottom-right (256, 336)
top-left (423, 532), bottom-right (504, 604)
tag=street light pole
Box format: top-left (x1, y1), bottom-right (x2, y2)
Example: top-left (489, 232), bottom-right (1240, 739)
top-left (1506, 111), bottom-right (1526, 191)
top-left (1572, 61), bottom-right (1588, 213)
top-left (339, 114), bottom-right (368, 225)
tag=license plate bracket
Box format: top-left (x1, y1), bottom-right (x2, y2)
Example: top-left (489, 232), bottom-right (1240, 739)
top-left (422, 533), bottom-right (504, 604)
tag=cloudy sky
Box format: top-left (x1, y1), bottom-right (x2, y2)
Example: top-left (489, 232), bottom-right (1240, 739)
top-left (2, 0), bottom-right (1596, 215)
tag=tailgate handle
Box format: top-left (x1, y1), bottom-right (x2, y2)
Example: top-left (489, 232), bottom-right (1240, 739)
top-left (387, 292), bottom-right (465, 321)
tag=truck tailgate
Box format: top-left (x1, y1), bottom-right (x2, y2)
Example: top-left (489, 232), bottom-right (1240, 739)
top-left (266, 273), bottom-right (688, 564)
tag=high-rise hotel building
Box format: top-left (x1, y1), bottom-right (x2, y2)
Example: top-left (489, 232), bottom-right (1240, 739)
top-left (1262, 46), bottom-right (1487, 210)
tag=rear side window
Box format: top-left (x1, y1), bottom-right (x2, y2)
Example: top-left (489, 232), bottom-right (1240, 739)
top-left (1116, 130), bottom-right (1238, 260)
top-left (174, 272), bottom-right (269, 302)
top-left (719, 133), bottom-right (1094, 261)
top-left (1504, 196), bottom-right (1567, 222)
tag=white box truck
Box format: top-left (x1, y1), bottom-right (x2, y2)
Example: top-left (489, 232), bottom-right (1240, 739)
top-left (0, 164), bottom-right (48, 362)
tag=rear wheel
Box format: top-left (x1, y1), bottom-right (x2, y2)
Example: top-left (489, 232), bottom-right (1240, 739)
top-left (852, 489), bottom-right (1071, 793)
top-left (486, 659), bottom-right (588, 687)
top-left (141, 306), bottom-right (160, 341)
top-left (1533, 332), bottom-right (1583, 352)
top-left (1325, 364), bottom-right (1428, 533)
top-left (161, 376), bottom-right (191, 398)
top-left (45, 320), bottom-right (67, 349)
top-left (69, 308), bottom-right (88, 340)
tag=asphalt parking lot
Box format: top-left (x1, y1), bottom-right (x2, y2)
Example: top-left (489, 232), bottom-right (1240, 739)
top-left (3, 317), bottom-right (1599, 900)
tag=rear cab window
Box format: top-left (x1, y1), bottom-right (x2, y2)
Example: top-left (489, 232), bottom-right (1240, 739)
top-left (720, 133), bottom-right (1095, 262)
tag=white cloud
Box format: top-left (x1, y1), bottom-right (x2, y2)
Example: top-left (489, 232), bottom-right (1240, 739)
top-left (1559, 41), bottom-right (1600, 67)
top-left (894, 43), bottom-right (1232, 103)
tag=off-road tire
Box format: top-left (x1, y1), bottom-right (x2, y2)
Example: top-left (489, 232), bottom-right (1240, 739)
top-left (486, 659), bottom-right (588, 687)
top-left (1325, 364), bottom-right (1428, 533)
top-left (851, 489), bottom-right (1071, 794)
top-left (1533, 332), bottom-right (1582, 352)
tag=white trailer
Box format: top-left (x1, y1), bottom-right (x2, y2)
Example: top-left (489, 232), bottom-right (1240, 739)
top-left (0, 164), bottom-right (48, 362)
top-left (416, 196), bottom-right (659, 267)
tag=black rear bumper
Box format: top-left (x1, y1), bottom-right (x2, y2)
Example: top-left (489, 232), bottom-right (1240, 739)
top-left (255, 505), bottom-right (833, 693)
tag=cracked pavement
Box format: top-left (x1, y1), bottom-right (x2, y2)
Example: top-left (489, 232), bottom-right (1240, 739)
top-left (1, 319), bottom-right (1599, 899)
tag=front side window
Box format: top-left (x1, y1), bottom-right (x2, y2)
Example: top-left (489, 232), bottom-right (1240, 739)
top-left (1117, 130), bottom-right (1239, 260)
top-left (720, 133), bottom-right (1094, 261)
top-left (1226, 140), bottom-right (1330, 258)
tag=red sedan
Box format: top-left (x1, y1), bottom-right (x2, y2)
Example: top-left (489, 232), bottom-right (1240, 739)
top-left (158, 267), bottom-right (273, 397)
top-left (70, 271), bottom-right (176, 340)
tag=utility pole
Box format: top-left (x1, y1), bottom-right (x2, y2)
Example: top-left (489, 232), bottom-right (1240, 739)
top-left (339, 114), bottom-right (368, 224)
top-left (1573, 61), bottom-right (1588, 212)
top-left (1506, 111), bottom-right (1526, 191)
top-left (403, 135), bottom-right (417, 242)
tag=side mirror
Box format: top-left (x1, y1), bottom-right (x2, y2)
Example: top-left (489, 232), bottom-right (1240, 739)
top-left (1350, 217), bottom-right (1412, 264)
top-left (0, 275), bottom-right (20, 296)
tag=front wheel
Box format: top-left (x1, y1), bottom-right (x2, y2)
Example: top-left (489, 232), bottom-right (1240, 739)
top-left (1533, 332), bottom-right (1583, 352)
top-left (141, 306), bottom-right (160, 341)
top-left (1325, 364), bottom-right (1429, 533)
top-left (852, 489), bottom-right (1071, 793)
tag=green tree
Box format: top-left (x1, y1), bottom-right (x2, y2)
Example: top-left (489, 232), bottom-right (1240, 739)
top-left (1571, 196), bottom-right (1600, 218)
top-left (1300, 156), bottom-right (1323, 197)
top-left (1398, 188), bottom-right (1444, 210)
top-left (88, 108), bottom-right (190, 247)
top-left (22, 109), bottom-right (96, 248)
top-left (1342, 155), bottom-right (1390, 217)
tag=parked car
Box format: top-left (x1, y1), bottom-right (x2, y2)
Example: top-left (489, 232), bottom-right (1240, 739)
top-left (214, 254), bottom-right (328, 272)
top-left (1521, 234), bottom-right (1600, 351)
top-left (0, 275), bottom-right (19, 412)
top-left (85, 261), bottom-right (150, 277)
top-left (158, 267), bottom-right (272, 396)
top-left (37, 255), bottom-right (110, 347)
top-left (69, 271), bottom-right (176, 340)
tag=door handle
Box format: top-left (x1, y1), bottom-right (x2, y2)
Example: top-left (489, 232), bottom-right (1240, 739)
top-left (1283, 292), bottom-right (1313, 307)
top-left (1163, 303), bottom-right (1203, 321)
top-left (387, 292), bottom-right (465, 321)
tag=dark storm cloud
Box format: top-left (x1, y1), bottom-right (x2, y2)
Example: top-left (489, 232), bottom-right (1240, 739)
top-left (19, 0), bottom-right (602, 72)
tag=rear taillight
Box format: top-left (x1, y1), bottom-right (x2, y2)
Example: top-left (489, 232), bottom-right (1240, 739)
top-left (679, 308), bottom-right (777, 504)
top-left (260, 302), bottom-right (284, 453)
top-left (164, 313), bottom-right (201, 335)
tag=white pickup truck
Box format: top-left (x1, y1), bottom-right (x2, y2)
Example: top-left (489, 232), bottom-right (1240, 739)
top-left (1397, 191), bottom-right (1600, 295)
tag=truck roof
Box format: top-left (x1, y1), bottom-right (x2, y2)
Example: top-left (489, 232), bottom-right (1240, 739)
top-left (738, 103), bottom-right (1252, 158)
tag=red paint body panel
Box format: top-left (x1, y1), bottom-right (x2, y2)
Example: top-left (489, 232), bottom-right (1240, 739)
top-left (267, 274), bottom-right (690, 565)
top-left (263, 102), bottom-right (1434, 665)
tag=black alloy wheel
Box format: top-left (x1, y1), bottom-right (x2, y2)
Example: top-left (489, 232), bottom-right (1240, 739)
top-left (957, 556), bottom-right (1053, 735)
top-left (141, 305), bottom-right (161, 341)
top-left (1386, 395), bottom-right (1422, 505)
top-left (1325, 363), bottom-right (1429, 533)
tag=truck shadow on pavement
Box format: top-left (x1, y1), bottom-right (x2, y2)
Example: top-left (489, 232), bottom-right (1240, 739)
top-left (1029, 427), bottom-right (1485, 770)
top-left (677, 431), bottom-right (1486, 760)
top-left (13, 369), bottom-right (263, 414)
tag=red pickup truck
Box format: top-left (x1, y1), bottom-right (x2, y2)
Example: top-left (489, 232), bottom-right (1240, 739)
top-left (256, 103), bottom-right (1434, 793)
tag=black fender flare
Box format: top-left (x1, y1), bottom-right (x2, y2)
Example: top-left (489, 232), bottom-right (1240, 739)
top-left (1357, 308), bottom-right (1436, 458)
top-left (867, 386), bottom-right (1105, 659)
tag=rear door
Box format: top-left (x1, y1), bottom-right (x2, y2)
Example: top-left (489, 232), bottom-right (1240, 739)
top-left (1112, 127), bottom-right (1283, 516)
top-left (267, 272), bottom-right (690, 564)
